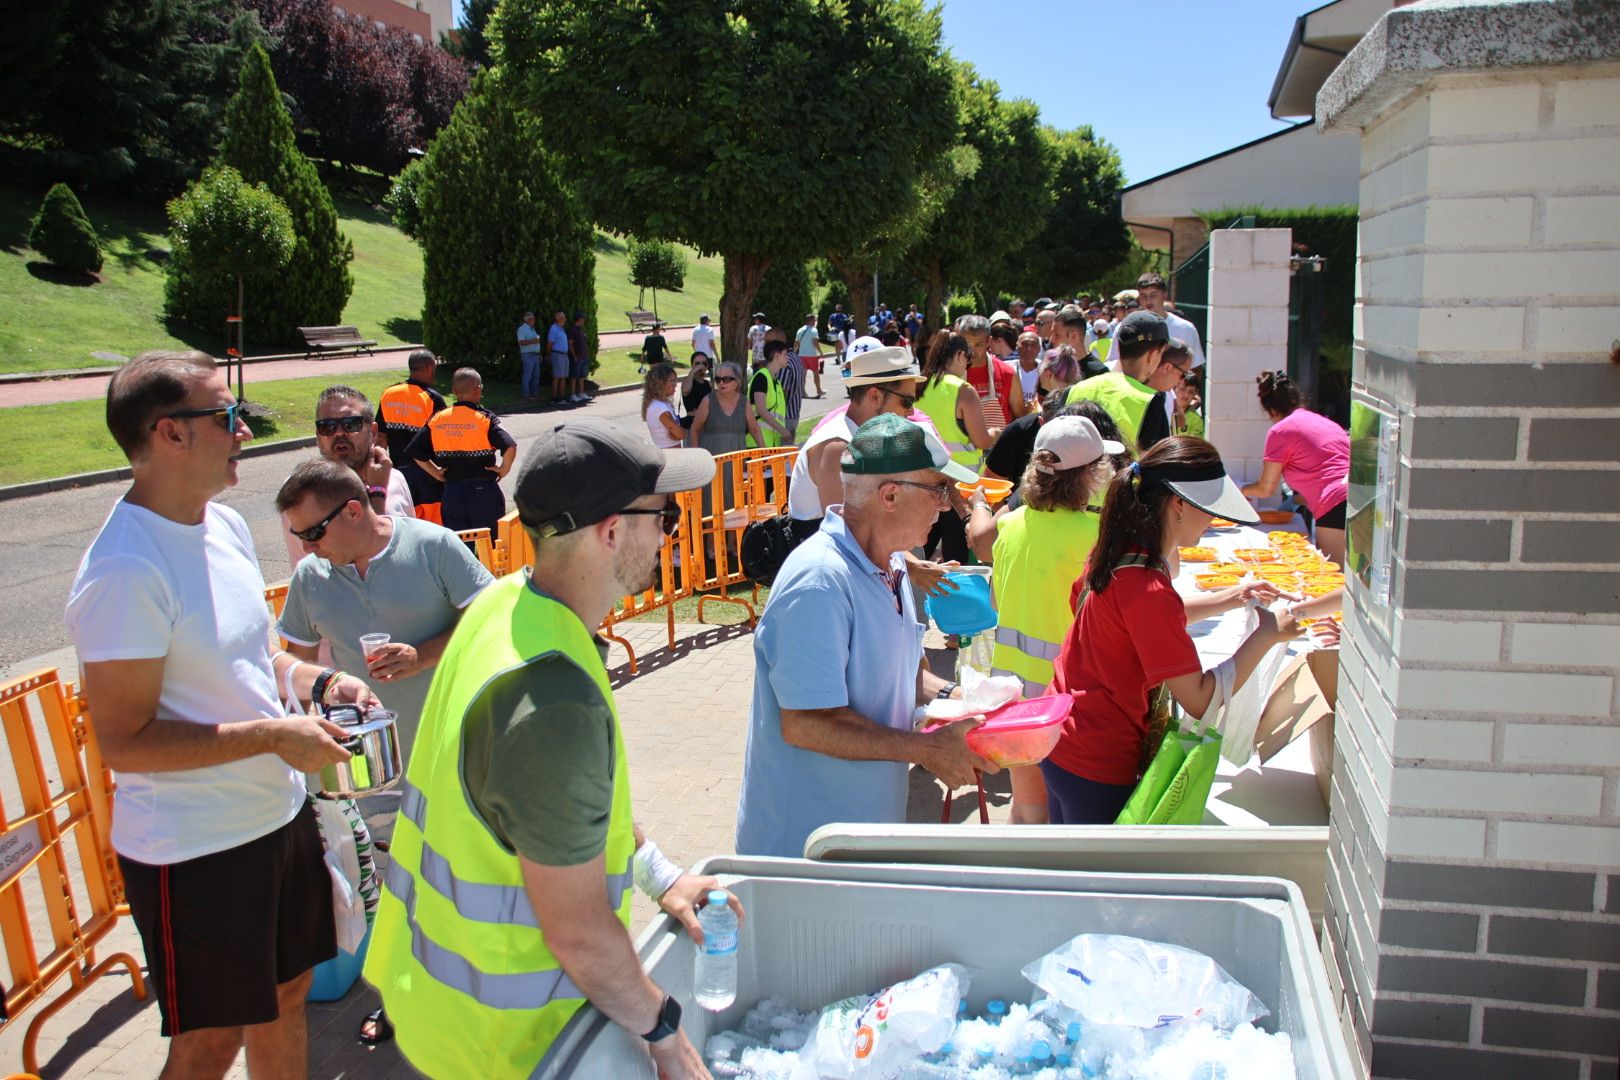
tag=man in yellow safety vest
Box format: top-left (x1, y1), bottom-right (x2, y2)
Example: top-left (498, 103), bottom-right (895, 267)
top-left (365, 419), bottom-right (741, 1079)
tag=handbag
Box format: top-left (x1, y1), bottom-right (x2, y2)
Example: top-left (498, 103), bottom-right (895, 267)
top-left (740, 512), bottom-right (801, 585)
top-left (1115, 715), bottom-right (1222, 826)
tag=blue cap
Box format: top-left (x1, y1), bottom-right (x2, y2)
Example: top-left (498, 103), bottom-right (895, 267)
top-left (987, 999), bottom-right (1007, 1014)
top-left (976, 1046), bottom-right (994, 1061)
top-left (706, 889), bottom-right (729, 906)
top-left (1067, 1021), bottom-right (1082, 1042)
top-left (1033, 1041), bottom-right (1052, 1059)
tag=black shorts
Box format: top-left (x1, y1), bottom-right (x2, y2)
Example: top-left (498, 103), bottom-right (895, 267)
top-left (119, 804), bottom-right (335, 1036)
top-left (1316, 500), bottom-right (1346, 529)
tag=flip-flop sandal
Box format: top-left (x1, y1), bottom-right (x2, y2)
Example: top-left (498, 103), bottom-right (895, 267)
top-left (358, 1008), bottom-right (395, 1046)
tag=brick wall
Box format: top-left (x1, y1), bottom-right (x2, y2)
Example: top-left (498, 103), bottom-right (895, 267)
top-left (1170, 215), bottom-right (1209, 276)
top-left (1204, 228), bottom-right (1291, 485)
top-left (1319, 9), bottom-right (1620, 1076)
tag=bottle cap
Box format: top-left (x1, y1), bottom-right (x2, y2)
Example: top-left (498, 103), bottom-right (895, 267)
top-left (1033, 1040), bottom-right (1051, 1058)
top-left (706, 889), bottom-right (729, 907)
top-left (987, 999), bottom-right (1007, 1014)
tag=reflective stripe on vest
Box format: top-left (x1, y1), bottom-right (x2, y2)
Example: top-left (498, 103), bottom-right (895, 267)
top-left (380, 382), bottom-right (435, 432)
top-left (916, 374), bottom-right (981, 471)
top-left (988, 668), bottom-right (1050, 700)
top-left (391, 777), bottom-right (632, 928)
top-left (427, 403), bottom-right (495, 459)
top-left (994, 625), bottom-right (1062, 662)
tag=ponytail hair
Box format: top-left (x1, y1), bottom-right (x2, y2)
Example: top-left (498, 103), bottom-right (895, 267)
top-left (921, 330), bottom-right (969, 391)
top-left (1083, 435), bottom-right (1224, 595)
top-left (1256, 370), bottom-right (1303, 417)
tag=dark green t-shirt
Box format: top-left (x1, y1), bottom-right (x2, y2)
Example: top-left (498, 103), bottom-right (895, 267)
top-left (460, 631), bottom-right (615, 867)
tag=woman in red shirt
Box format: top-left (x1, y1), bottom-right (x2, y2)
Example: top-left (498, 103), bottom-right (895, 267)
top-left (1041, 436), bottom-right (1302, 824)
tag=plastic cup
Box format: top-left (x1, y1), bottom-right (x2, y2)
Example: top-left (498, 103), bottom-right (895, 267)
top-left (359, 633), bottom-right (390, 661)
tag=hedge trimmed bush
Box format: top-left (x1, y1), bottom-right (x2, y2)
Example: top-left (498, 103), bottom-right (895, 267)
top-left (417, 79), bottom-right (596, 379)
top-left (28, 183), bottom-right (103, 274)
top-left (751, 259), bottom-right (812, 345)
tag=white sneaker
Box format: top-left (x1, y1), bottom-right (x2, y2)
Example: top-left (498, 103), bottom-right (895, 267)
top-left (571, 393), bottom-right (588, 403)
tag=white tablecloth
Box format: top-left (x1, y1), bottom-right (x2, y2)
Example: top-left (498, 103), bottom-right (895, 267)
top-left (1170, 521), bottom-right (1330, 827)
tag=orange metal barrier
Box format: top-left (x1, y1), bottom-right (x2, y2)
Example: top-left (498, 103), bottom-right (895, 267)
top-left (683, 447), bottom-right (797, 627)
top-left (0, 671), bottom-right (145, 1075)
top-left (454, 527), bottom-right (499, 576)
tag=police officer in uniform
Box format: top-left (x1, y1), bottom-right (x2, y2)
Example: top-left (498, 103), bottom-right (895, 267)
top-left (406, 367), bottom-right (516, 534)
top-left (379, 349), bottom-right (448, 523)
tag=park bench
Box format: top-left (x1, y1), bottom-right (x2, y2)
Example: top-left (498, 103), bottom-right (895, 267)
top-left (299, 325), bottom-right (378, 359)
top-left (625, 309), bottom-right (660, 331)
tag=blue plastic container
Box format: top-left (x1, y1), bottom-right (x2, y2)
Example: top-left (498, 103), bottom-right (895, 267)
top-left (924, 570), bottom-right (996, 635)
top-left (308, 924), bottom-right (372, 1002)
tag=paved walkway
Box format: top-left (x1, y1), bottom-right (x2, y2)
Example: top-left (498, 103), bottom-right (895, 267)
top-left (0, 619), bottom-right (999, 1078)
top-left (0, 328), bottom-right (696, 408)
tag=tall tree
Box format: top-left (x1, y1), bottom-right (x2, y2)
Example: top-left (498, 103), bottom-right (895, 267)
top-left (494, 0), bottom-right (958, 365)
top-left (3, 0), bottom-right (265, 193)
top-left (903, 68), bottom-right (1055, 337)
top-left (1001, 126), bottom-right (1130, 299)
top-left (416, 76), bottom-right (596, 378)
top-left (217, 43), bottom-right (353, 344)
top-left (447, 0), bottom-right (498, 69)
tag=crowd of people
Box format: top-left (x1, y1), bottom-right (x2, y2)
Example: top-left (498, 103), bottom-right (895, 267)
top-left (62, 265), bottom-right (1350, 1079)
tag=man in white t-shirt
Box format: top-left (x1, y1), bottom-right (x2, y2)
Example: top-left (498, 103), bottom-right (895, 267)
top-left (1136, 272), bottom-right (1205, 368)
top-left (691, 313), bottom-right (717, 361)
top-left (65, 351), bottom-right (377, 1077)
top-left (747, 312), bottom-right (771, 366)
top-left (794, 312), bottom-right (825, 400)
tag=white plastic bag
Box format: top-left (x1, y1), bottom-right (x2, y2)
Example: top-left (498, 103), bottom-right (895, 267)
top-left (311, 797), bottom-right (369, 953)
top-left (1021, 934), bottom-right (1266, 1031)
top-left (794, 963), bottom-right (969, 1079)
top-left (1209, 606), bottom-right (1295, 764)
top-left (922, 666), bottom-right (1020, 724)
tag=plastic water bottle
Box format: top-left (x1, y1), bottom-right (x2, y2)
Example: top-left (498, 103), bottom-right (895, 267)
top-left (1188, 1064), bottom-right (1229, 1080)
top-left (693, 890), bottom-right (738, 1010)
top-left (987, 998), bottom-right (1008, 1024)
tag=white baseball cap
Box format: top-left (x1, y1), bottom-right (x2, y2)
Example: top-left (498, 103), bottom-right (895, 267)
top-left (1033, 416), bottom-right (1124, 473)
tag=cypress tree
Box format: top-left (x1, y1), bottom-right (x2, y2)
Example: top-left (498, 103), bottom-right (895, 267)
top-left (418, 79), bottom-right (595, 378)
top-left (28, 183), bottom-right (103, 275)
top-left (214, 43), bottom-right (353, 345)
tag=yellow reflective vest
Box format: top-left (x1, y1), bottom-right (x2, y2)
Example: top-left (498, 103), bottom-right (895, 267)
top-left (747, 365), bottom-right (786, 448)
top-left (1065, 370), bottom-right (1156, 452)
top-left (364, 574), bottom-right (636, 1078)
top-left (990, 504), bottom-right (1100, 697)
top-left (916, 373), bottom-right (981, 472)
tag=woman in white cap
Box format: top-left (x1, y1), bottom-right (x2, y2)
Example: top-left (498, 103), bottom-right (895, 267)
top-left (1041, 436), bottom-right (1301, 825)
top-left (985, 415), bottom-right (1123, 824)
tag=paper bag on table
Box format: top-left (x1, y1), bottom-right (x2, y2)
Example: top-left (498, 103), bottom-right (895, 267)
top-left (1254, 654), bottom-right (1336, 763)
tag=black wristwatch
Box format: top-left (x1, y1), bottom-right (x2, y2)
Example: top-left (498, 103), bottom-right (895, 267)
top-left (935, 681), bottom-right (960, 700)
top-left (642, 994), bottom-right (682, 1043)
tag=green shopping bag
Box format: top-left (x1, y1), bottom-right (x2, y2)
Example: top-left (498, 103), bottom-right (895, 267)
top-left (1115, 715), bottom-right (1222, 826)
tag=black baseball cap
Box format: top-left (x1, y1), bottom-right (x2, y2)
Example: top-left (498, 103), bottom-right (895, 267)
top-left (1114, 310), bottom-right (1169, 350)
top-left (515, 420), bottom-right (714, 536)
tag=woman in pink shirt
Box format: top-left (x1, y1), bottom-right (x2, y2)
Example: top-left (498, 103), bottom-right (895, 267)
top-left (1241, 371), bottom-right (1350, 564)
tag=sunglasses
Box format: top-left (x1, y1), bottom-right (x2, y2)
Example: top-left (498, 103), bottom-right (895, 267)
top-left (879, 388), bottom-right (918, 410)
top-left (288, 500), bottom-right (354, 543)
top-left (714, 376), bottom-right (738, 385)
top-left (886, 479), bottom-right (952, 504)
top-left (315, 415), bottom-right (368, 437)
top-left (619, 505), bottom-right (682, 536)
top-left (152, 401), bottom-right (241, 432)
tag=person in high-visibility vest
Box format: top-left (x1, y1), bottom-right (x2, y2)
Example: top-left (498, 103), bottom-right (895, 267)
top-left (914, 330), bottom-right (996, 565)
top-left (379, 349), bottom-right (447, 523)
top-left (365, 420), bottom-right (739, 1078)
top-left (981, 415), bottom-right (1122, 823)
top-left (746, 341), bottom-right (792, 447)
top-left (1066, 310), bottom-right (1173, 453)
top-left (406, 367), bottom-right (516, 534)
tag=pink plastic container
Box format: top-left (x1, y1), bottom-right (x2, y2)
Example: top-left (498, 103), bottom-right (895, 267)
top-left (964, 694), bottom-right (1069, 767)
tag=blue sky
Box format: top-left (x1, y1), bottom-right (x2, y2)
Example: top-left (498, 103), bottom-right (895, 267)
top-left (454, 0), bottom-right (1310, 185)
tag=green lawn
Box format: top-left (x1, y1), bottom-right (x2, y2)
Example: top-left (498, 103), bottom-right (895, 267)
top-left (0, 368), bottom-right (541, 487)
top-left (0, 180), bottom-right (724, 374)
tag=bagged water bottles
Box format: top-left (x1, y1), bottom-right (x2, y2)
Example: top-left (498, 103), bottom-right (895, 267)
top-left (1021, 934), bottom-right (1267, 1032)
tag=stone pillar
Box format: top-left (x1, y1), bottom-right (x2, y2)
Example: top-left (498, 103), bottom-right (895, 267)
top-left (1316, 2), bottom-right (1620, 1078)
top-left (1204, 227), bottom-right (1292, 484)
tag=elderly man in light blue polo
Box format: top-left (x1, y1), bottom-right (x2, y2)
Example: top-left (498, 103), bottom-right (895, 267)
top-left (736, 414), bottom-right (1001, 858)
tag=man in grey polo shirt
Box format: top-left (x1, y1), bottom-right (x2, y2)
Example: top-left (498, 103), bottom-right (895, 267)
top-left (275, 457), bottom-right (493, 807)
top-left (736, 414), bottom-right (1000, 858)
